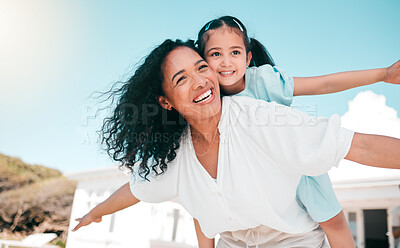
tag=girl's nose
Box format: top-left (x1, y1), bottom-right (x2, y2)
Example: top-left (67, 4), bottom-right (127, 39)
top-left (221, 55), bottom-right (232, 67)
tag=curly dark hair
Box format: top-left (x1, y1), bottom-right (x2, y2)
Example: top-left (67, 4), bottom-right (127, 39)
top-left (101, 39), bottom-right (196, 180)
top-left (195, 16), bottom-right (275, 67)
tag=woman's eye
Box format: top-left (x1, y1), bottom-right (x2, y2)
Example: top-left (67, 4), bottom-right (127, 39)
top-left (211, 52), bottom-right (221, 57)
top-left (232, 50), bottom-right (240, 55)
top-left (199, 64), bottom-right (208, 71)
top-left (176, 76), bottom-right (186, 85)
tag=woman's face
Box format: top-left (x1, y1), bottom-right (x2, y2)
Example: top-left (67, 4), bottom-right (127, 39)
top-left (159, 46), bottom-right (221, 124)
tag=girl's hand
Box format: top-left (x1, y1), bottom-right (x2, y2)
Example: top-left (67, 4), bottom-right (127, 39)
top-left (72, 213), bottom-right (102, 232)
top-left (385, 60), bottom-right (400, 84)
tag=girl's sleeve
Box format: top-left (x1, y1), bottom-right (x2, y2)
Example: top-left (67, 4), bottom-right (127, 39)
top-left (129, 160), bottom-right (178, 203)
top-left (244, 64), bottom-right (294, 106)
top-left (296, 174), bottom-right (342, 223)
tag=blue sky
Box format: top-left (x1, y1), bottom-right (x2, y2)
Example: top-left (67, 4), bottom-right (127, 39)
top-left (0, 0), bottom-right (399, 173)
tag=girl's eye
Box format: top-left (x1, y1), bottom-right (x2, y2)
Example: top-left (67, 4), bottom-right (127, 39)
top-left (232, 50), bottom-right (240, 55)
top-left (211, 52), bottom-right (221, 57)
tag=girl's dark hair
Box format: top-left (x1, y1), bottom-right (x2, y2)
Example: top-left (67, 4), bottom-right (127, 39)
top-left (195, 16), bottom-right (275, 67)
top-left (101, 39), bottom-right (196, 180)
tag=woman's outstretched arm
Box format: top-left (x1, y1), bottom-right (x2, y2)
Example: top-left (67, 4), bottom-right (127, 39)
top-left (345, 132), bottom-right (400, 169)
top-left (293, 59), bottom-right (400, 96)
top-left (72, 182), bottom-right (139, 231)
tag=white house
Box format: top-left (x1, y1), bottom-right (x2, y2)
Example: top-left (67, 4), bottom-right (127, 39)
top-left (65, 167), bottom-right (198, 248)
top-left (66, 92), bottom-right (400, 248)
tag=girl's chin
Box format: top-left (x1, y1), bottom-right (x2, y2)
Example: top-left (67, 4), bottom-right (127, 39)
top-left (218, 78), bottom-right (233, 84)
top-left (218, 79), bottom-right (239, 87)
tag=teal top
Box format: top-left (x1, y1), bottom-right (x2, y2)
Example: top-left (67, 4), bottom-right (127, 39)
top-left (237, 64), bottom-right (294, 106)
top-left (236, 64), bottom-right (341, 222)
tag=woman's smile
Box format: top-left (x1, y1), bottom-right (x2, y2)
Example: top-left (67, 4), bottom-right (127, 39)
top-left (193, 87), bottom-right (215, 105)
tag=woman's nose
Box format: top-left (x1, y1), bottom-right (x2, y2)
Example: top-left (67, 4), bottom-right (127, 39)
top-left (192, 73), bottom-right (207, 89)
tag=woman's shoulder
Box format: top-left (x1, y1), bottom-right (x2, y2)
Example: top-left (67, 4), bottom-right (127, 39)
top-left (221, 96), bottom-right (281, 125)
top-left (223, 95), bottom-right (279, 108)
top-left (129, 155), bottom-right (182, 203)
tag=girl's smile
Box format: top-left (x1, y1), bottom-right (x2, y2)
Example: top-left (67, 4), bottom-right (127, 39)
top-left (219, 71), bottom-right (235, 77)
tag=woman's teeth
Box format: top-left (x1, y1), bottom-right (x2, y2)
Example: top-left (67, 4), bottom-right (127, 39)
top-left (194, 89), bottom-right (212, 103)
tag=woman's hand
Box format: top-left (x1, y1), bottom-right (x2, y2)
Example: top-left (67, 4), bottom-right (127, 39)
top-left (385, 59), bottom-right (400, 84)
top-left (72, 212), bottom-right (102, 231)
top-left (71, 183), bottom-right (139, 232)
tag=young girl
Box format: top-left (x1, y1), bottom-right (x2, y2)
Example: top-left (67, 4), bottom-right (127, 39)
top-left (192, 15), bottom-right (400, 248)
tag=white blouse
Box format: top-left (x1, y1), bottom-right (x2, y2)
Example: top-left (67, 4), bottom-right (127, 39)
top-left (129, 96), bottom-right (354, 238)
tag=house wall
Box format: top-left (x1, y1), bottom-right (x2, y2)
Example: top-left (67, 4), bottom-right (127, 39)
top-left (65, 168), bottom-right (197, 248)
top-left (336, 181), bottom-right (400, 248)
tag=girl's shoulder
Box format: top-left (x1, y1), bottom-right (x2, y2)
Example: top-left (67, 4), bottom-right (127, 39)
top-left (243, 64), bottom-right (294, 106)
top-left (246, 64), bottom-right (288, 77)
top-left (246, 64), bottom-right (274, 75)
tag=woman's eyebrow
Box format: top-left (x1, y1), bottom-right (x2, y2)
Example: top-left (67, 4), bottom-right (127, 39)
top-left (171, 60), bottom-right (205, 82)
top-left (195, 59), bottom-right (205, 65)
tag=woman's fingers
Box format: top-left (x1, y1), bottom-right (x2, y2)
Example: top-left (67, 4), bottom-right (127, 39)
top-left (72, 217), bottom-right (91, 231)
top-left (71, 216), bottom-right (102, 231)
top-left (72, 221), bottom-right (84, 232)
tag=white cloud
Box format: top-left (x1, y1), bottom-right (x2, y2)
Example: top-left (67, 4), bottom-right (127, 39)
top-left (329, 91), bottom-right (400, 183)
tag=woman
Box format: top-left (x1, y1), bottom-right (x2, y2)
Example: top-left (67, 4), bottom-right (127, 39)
top-left (74, 39), bottom-right (400, 247)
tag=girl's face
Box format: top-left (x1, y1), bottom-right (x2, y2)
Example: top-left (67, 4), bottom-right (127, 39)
top-left (203, 27), bottom-right (252, 94)
top-left (158, 46), bottom-right (221, 124)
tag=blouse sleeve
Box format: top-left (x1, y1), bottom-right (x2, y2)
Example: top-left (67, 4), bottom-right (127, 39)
top-left (233, 97), bottom-right (354, 176)
top-left (129, 160), bottom-right (179, 203)
top-left (243, 64), bottom-right (294, 106)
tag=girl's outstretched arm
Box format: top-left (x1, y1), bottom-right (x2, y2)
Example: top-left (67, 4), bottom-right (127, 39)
top-left (293, 60), bottom-right (400, 96)
top-left (345, 132), bottom-right (400, 169)
top-left (72, 182), bottom-right (139, 231)
top-left (194, 218), bottom-right (215, 248)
